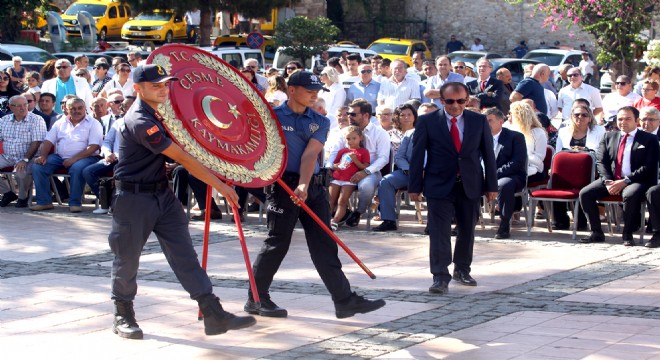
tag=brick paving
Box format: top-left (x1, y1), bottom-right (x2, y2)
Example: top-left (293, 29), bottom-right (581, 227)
top-left (1, 203), bottom-right (660, 359)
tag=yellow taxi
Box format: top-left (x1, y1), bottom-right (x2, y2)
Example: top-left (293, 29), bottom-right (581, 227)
top-left (21, 3), bottom-right (62, 34)
top-left (61, 0), bottom-right (131, 40)
top-left (367, 38), bottom-right (432, 67)
top-left (121, 10), bottom-right (187, 44)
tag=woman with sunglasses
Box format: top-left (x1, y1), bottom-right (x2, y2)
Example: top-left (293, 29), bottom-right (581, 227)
top-left (240, 67), bottom-right (265, 93)
top-left (283, 61), bottom-right (303, 79)
top-left (0, 72), bottom-right (20, 114)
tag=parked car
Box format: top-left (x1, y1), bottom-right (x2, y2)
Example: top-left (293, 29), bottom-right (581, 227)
top-left (488, 58), bottom-right (541, 85)
top-left (523, 49), bottom-right (584, 84)
top-left (52, 52), bottom-right (114, 67)
top-left (272, 44), bottom-right (376, 72)
top-left (61, 0), bottom-right (131, 40)
top-left (0, 44), bottom-right (57, 62)
top-left (367, 38), bottom-right (431, 67)
top-left (121, 10), bottom-right (187, 44)
top-left (448, 51), bottom-right (504, 67)
top-left (200, 46), bottom-right (266, 71)
top-left (213, 34), bottom-right (276, 64)
top-left (0, 61), bottom-right (45, 74)
top-left (100, 50), bottom-right (151, 63)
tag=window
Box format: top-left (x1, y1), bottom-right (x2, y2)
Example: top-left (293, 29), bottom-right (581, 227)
top-left (108, 5), bottom-right (117, 19)
top-left (119, 5), bottom-right (125, 18)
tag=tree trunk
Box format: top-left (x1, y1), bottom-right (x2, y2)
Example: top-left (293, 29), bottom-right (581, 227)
top-left (200, 7), bottom-right (213, 47)
top-left (608, 60), bottom-right (634, 81)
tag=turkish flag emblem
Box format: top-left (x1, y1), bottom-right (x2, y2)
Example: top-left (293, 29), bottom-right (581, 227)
top-left (146, 125), bottom-right (159, 136)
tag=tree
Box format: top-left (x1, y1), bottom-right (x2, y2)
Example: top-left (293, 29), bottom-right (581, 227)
top-left (124, 0), bottom-right (295, 46)
top-left (2, 0), bottom-right (44, 41)
top-left (507, 0), bottom-right (660, 78)
top-left (273, 16), bottom-right (341, 65)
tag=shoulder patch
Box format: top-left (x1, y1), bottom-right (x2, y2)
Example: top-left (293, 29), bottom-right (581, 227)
top-left (146, 125), bottom-right (159, 136)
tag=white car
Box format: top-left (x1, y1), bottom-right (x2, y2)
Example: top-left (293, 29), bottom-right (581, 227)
top-left (199, 46), bottom-right (265, 72)
top-left (272, 44), bottom-right (377, 73)
top-left (523, 49), bottom-right (584, 86)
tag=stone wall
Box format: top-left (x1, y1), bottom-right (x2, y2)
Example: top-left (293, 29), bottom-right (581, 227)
top-left (291, 0), bottom-right (327, 18)
top-left (407, 0), bottom-right (596, 57)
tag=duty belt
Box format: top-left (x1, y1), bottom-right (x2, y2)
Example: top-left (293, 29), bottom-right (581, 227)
top-left (280, 172), bottom-right (326, 185)
top-left (116, 180), bottom-right (169, 193)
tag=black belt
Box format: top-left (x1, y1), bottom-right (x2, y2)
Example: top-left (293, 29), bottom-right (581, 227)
top-left (456, 175), bottom-right (462, 183)
top-left (281, 172), bottom-right (325, 185)
top-left (116, 180), bottom-right (169, 193)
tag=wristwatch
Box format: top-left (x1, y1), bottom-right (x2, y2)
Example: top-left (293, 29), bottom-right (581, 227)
top-left (364, 169), bottom-right (372, 175)
top-left (624, 177), bottom-right (632, 185)
top-left (21, 158), bottom-right (29, 163)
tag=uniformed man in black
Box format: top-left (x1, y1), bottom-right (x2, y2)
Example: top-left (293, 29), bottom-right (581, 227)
top-left (109, 64), bottom-right (255, 339)
top-left (244, 71), bottom-right (386, 318)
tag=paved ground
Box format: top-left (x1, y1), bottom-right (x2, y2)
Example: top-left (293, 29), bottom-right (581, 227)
top-left (2, 201), bottom-right (660, 359)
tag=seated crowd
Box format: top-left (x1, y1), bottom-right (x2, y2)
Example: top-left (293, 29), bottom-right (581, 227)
top-left (2, 50), bottom-right (660, 249)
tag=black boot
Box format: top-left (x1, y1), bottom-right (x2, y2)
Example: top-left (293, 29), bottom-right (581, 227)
top-left (113, 300), bottom-right (143, 339)
top-left (197, 294), bottom-right (256, 335)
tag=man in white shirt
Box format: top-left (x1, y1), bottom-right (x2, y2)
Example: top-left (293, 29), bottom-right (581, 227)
top-left (602, 75), bottom-right (642, 121)
top-left (470, 38), bottom-right (485, 52)
top-left (30, 97), bottom-right (103, 212)
top-left (579, 52), bottom-right (596, 85)
top-left (557, 68), bottom-right (603, 120)
top-left (326, 99), bottom-right (390, 227)
top-left (377, 59), bottom-right (421, 110)
top-left (185, 8), bottom-right (201, 44)
top-left (423, 56), bottom-right (464, 108)
top-left (338, 53), bottom-right (361, 89)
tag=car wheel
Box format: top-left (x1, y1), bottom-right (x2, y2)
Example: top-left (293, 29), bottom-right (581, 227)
top-left (99, 27), bottom-right (107, 41)
top-left (165, 31), bottom-right (173, 44)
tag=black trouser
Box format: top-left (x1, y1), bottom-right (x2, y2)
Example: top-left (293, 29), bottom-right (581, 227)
top-left (109, 186), bottom-right (212, 301)
top-left (236, 186), bottom-right (267, 209)
top-left (427, 180), bottom-right (480, 284)
top-left (647, 185), bottom-right (660, 232)
top-left (250, 173), bottom-right (352, 302)
top-left (497, 176), bottom-right (523, 233)
top-left (579, 179), bottom-right (648, 235)
top-left (172, 165), bottom-right (220, 212)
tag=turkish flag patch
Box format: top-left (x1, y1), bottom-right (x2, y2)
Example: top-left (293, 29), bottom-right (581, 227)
top-left (146, 125), bottom-right (159, 136)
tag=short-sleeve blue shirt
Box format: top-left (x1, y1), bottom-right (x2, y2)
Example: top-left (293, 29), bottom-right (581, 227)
top-left (275, 101), bottom-right (329, 174)
top-left (513, 77), bottom-right (548, 115)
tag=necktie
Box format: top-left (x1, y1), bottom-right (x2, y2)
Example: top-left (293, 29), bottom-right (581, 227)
top-left (450, 117), bottom-right (461, 152)
top-left (480, 81), bottom-right (485, 92)
top-left (614, 133), bottom-right (628, 180)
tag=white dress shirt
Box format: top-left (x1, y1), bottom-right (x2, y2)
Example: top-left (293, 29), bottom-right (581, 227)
top-left (620, 129), bottom-right (637, 178)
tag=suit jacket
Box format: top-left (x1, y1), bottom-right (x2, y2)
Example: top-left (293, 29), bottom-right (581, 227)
top-left (466, 77), bottom-right (508, 111)
top-left (597, 130), bottom-right (659, 187)
top-left (41, 76), bottom-right (94, 115)
top-left (409, 109), bottom-right (498, 200)
top-left (394, 129), bottom-right (414, 171)
top-left (495, 128), bottom-right (527, 183)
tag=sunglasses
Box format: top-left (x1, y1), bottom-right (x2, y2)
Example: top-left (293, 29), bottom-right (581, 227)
top-left (453, 66), bottom-right (465, 69)
top-left (112, 100), bottom-right (124, 104)
top-left (286, 67), bottom-right (297, 70)
top-left (0, 77), bottom-right (8, 81)
top-left (443, 98), bottom-right (468, 105)
top-left (615, 82), bottom-right (628, 85)
top-left (379, 112), bottom-right (392, 116)
top-left (26, 99), bottom-right (34, 103)
top-left (642, 88), bottom-right (656, 92)
top-left (572, 113), bottom-right (590, 118)
top-left (75, 72), bottom-right (88, 76)
top-left (119, 68), bottom-right (131, 72)
top-left (56, 66), bottom-right (70, 69)
top-left (247, 65), bottom-right (257, 69)
top-left (567, 73), bottom-right (581, 77)
top-left (360, 69), bottom-right (373, 74)
top-left (347, 112), bottom-right (361, 117)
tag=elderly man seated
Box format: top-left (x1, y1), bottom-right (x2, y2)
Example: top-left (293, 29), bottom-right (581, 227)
top-left (30, 97), bottom-right (103, 212)
top-left (0, 95), bottom-right (47, 207)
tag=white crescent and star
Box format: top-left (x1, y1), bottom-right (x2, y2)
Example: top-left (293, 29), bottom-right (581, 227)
top-left (201, 95), bottom-right (240, 129)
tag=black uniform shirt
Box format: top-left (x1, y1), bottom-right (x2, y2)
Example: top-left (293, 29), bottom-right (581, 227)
top-left (114, 98), bottom-right (172, 183)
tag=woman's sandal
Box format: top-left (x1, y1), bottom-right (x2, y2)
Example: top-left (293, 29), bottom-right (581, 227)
top-left (331, 221), bottom-right (339, 231)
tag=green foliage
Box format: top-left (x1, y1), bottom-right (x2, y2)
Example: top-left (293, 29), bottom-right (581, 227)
top-left (273, 16), bottom-right (341, 65)
top-left (1, 0), bottom-right (45, 41)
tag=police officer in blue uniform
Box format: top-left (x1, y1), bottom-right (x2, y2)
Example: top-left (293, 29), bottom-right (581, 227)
top-left (244, 71), bottom-right (386, 319)
top-left (109, 64), bottom-right (256, 339)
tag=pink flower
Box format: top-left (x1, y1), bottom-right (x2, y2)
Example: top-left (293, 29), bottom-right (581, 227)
top-left (573, 17), bottom-right (580, 24)
top-left (551, 25), bottom-right (558, 31)
top-left (568, 33), bottom-right (575, 38)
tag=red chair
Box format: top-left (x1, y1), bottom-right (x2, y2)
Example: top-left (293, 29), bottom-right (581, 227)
top-left (598, 195), bottom-right (647, 242)
top-left (528, 145), bottom-right (555, 191)
top-left (528, 151), bottom-right (596, 239)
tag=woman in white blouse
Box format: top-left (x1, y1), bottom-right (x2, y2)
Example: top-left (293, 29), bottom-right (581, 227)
top-left (319, 66), bottom-right (346, 127)
top-left (509, 101), bottom-right (548, 183)
top-left (555, 104), bottom-right (605, 152)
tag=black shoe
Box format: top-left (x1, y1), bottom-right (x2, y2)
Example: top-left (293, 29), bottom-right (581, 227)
top-left (645, 233), bottom-right (660, 248)
top-left (113, 300), bottom-right (143, 340)
top-left (247, 203), bottom-right (260, 212)
top-left (579, 231), bottom-right (605, 244)
top-left (334, 292), bottom-right (386, 319)
top-left (552, 223), bottom-right (570, 230)
top-left (244, 297), bottom-right (287, 318)
top-left (15, 198), bottom-right (28, 208)
top-left (622, 233), bottom-right (635, 247)
top-left (429, 280), bottom-right (449, 294)
top-left (0, 191), bottom-right (17, 207)
top-left (373, 220), bottom-right (397, 232)
top-left (423, 225), bottom-right (429, 235)
top-left (192, 209), bottom-right (223, 221)
top-left (198, 294), bottom-right (256, 335)
top-left (452, 270), bottom-right (477, 286)
top-left (494, 231), bottom-right (510, 239)
top-left (338, 210), bottom-right (352, 225)
top-left (345, 211), bottom-right (362, 227)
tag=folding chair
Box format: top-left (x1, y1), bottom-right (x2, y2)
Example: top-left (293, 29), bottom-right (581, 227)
top-left (528, 151), bottom-right (596, 239)
top-left (598, 195), bottom-right (647, 242)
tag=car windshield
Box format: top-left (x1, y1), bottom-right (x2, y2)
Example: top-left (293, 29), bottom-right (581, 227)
top-left (15, 50), bottom-right (56, 62)
top-left (367, 43), bottom-right (409, 56)
top-left (136, 12), bottom-right (172, 21)
top-left (451, 52), bottom-right (484, 61)
top-left (65, 3), bottom-right (107, 17)
top-left (523, 52), bottom-right (563, 66)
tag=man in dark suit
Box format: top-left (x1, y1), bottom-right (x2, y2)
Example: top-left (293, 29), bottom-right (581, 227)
top-left (484, 108), bottom-right (527, 239)
top-left (409, 82), bottom-right (498, 294)
top-left (579, 106), bottom-right (660, 246)
top-left (465, 58), bottom-right (508, 112)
